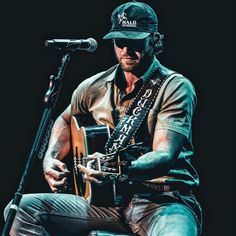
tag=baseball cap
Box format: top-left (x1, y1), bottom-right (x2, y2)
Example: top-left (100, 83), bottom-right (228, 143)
top-left (103, 1), bottom-right (158, 40)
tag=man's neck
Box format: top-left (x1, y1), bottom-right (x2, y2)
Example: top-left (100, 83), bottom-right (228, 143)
top-left (123, 56), bottom-right (154, 94)
top-left (123, 72), bottom-right (139, 94)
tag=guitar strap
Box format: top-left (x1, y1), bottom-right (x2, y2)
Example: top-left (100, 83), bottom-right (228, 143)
top-left (105, 66), bottom-right (177, 154)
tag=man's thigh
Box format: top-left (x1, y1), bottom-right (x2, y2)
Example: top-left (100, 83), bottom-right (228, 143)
top-left (4, 193), bottom-right (129, 236)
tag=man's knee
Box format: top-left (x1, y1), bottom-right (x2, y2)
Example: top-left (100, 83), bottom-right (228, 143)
top-left (129, 203), bottom-right (198, 236)
top-left (151, 203), bottom-right (198, 236)
top-left (3, 194), bottom-right (51, 236)
top-left (4, 193), bottom-right (46, 222)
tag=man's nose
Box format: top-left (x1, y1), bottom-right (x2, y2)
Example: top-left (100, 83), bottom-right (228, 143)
top-left (122, 46), bottom-right (131, 54)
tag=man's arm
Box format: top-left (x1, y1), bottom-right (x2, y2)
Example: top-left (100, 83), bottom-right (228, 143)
top-left (128, 129), bottom-right (186, 181)
top-left (43, 105), bottom-right (72, 192)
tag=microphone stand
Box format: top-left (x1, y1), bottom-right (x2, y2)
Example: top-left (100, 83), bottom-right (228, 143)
top-left (2, 52), bottom-right (72, 236)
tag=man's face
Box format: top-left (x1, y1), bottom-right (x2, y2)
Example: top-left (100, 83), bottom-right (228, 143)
top-left (113, 37), bottom-right (152, 72)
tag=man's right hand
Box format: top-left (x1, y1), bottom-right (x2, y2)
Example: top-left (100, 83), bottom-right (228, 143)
top-left (43, 159), bottom-right (70, 192)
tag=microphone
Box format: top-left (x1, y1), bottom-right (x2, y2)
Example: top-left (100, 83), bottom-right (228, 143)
top-left (45, 38), bottom-right (98, 52)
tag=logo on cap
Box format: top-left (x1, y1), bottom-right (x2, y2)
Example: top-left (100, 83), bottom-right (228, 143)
top-left (118, 11), bottom-right (137, 28)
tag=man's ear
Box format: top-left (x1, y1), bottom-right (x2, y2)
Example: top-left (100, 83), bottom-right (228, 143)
top-left (152, 32), bottom-right (164, 55)
top-left (153, 32), bottom-right (161, 43)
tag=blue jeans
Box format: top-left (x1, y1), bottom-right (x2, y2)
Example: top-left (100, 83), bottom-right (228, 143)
top-left (4, 191), bottom-right (202, 236)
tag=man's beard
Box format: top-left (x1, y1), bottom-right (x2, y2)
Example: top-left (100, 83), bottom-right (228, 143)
top-left (119, 57), bottom-right (140, 72)
top-left (118, 52), bottom-right (153, 73)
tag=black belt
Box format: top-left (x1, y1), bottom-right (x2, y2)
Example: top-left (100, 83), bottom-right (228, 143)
top-left (128, 182), bottom-right (192, 194)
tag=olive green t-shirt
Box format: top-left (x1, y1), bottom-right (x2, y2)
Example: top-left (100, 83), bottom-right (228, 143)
top-left (71, 58), bottom-right (199, 188)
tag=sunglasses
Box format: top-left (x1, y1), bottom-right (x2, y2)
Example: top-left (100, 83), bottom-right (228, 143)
top-left (114, 39), bottom-right (148, 51)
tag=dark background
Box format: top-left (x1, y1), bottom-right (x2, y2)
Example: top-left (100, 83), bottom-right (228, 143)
top-left (0, 1), bottom-right (235, 235)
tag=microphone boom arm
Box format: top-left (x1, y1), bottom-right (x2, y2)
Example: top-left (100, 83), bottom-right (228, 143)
top-left (2, 52), bottom-right (71, 236)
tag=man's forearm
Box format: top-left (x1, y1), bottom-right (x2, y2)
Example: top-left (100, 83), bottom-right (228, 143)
top-left (128, 150), bottom-right (174, 181)
top-left (43, 116), bottom-right (71, 169)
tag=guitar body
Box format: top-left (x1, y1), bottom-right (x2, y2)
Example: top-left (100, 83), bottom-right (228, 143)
top-left (70, 115), bottom-right (116, 206)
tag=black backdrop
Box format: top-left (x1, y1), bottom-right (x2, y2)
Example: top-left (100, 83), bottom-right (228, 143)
top-left (0, 1), bottom-right (235, 235)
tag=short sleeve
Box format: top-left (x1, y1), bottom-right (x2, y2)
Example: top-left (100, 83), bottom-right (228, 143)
top-left (155, 76), bottom-right (197, 138)
top-left (71, 80), bottom-right (89, 116)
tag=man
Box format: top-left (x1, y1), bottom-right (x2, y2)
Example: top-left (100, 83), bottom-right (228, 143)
top-left (4, 1), bottom-right (202, 235)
